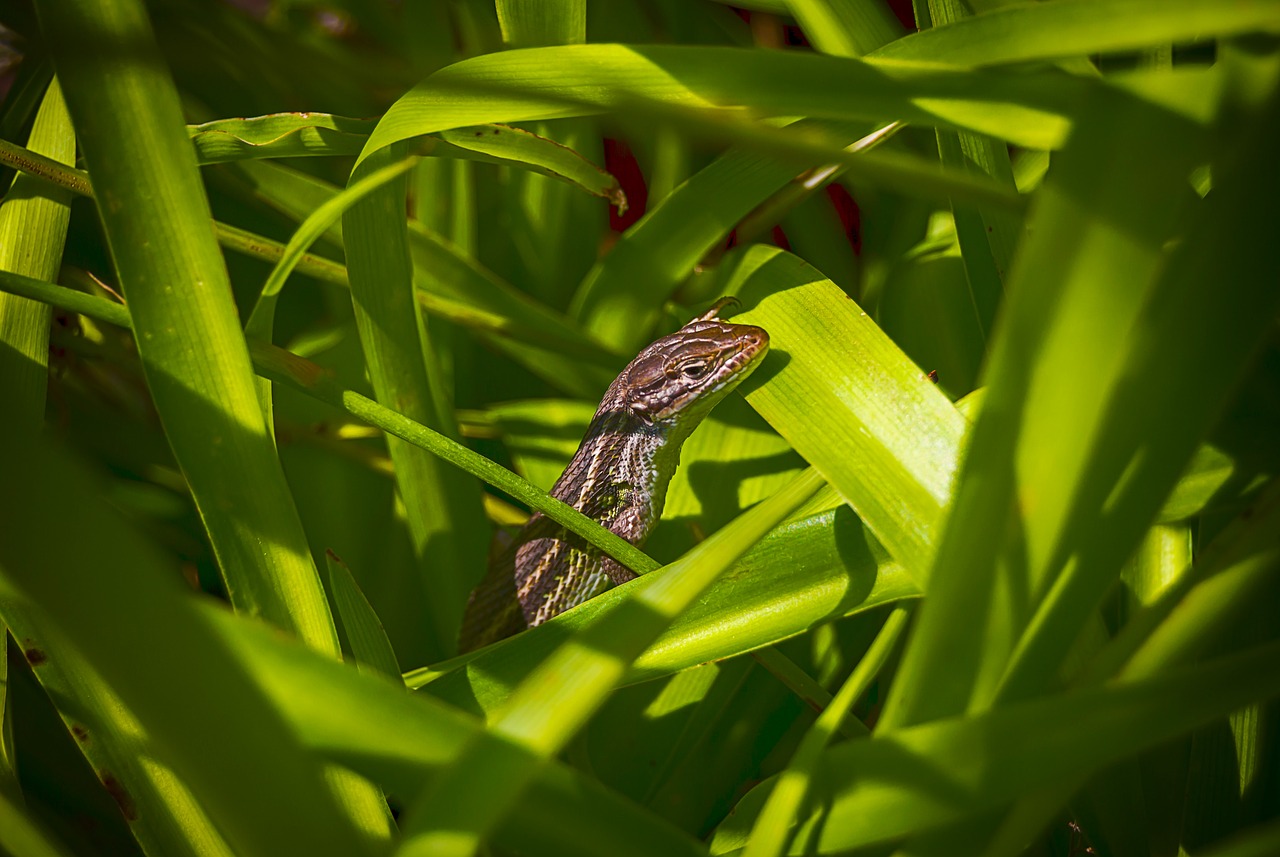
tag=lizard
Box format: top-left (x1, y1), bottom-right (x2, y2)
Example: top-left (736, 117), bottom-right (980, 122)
top-left (457, 299), bottom-right (769, 652)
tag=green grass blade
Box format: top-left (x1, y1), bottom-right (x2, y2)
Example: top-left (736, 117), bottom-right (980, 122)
top-left (396, 469), bottom-right (826, 855)
top-left (342, 143), bottom-right (489, 656)
top-left (741, 606), bottom-right (910, 857)
top-left (0, 77), bottom-right (230, 857)
top-left (979, 478), bottom-right (1280, 857)
top-left (496, 0), bottom-right (584, 47)
top-left (877, 78), bottom-right (1260, 730)
top-left (0, 787), bottom-right (75, 857)
top-left (417, 497), bottom-right (918, 714)
top-left (203, 605), bottom-right (706, 857)
top-left (0, 73), bottom-right (72, 803)
top-left (189, 113), bottom-right (376, 162)
top-left (873, 0), bottom-right (1280, 66)
top-left (785, 0), bottom-right (903, 56)
top-left (571, 120), bottom-right (866, 350)
top-left (924, 0), bottom-right (1021, 344)
top-left (726, 245), bottom-right (965, 581)
top-left (36, 0), bottom-right (338, 653)
top-left (0, 427), bottom-right (374, 856)
top-left (719, 641), bottom-right (1280, 853)
top-left (246, 155), bottom-right (420, 340)
top-left (0, 78), bottom-right (71, 426)
top-left (325, 551), bottom-right (404, 684)
top-left (359, 44), bottom-right (1086, 163)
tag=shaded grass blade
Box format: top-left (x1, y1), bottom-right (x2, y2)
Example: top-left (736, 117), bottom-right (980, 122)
top-left (0, 426), bottom-right (374, 856)
top-left (396, 469), bottom-right (826, 855)
top-left (342, 143), bottom-right (489, 656)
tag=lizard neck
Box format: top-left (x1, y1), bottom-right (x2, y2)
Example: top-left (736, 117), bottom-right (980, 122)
top-left (550, 408), bottom-right (684, 546)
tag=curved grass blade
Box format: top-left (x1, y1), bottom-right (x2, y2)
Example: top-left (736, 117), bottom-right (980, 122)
top-left (0, 271), bottom-right (925, 708)
top-left (0, 78), bottom-right (226, 857)
top-left (872, 0), bottom-right (1280, 67)
top-left (714, 640), bottom-right (1280, 854)
top-left (245, 153), bottom-right (420, 344)
top-left (342, 143), bottom-right (489, 655)
top-left (35, 1), bottom-right (402, 837)
top-left (359, 44), bottom-right (1087, 165)
top-left (882, 61), bottom-right (1280, 733)
top-left (37, 0), bottom-right (339, 655)
top-left (395, 469), bottom-right (826, 856)
top-left (741, 605), bottom-right (911, 857)
top-left (325, 551), bottom-right (404, 684)
top-left (229, 158), bottom-right (620, 394)
top-left (203, 605), bottom-right (706, 857)
top-left (0, 78), bottom-right (71, 428)
top-left (726, 245), bottom-right (966, 581)
top-left (785, 0), bottom-right (903, 57)
top-left (0, 425), bottom-right (375, 856)
top-left (570, 119), bottom-right (867, 350)
top-left (0, 788), bottom-right (75, 857)
top-left (190, 113), bottom-right (376, 162)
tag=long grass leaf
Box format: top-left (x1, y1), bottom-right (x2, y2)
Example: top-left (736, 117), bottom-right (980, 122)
top-left (342, 143), bottom-right (488, 655)
top-left (726, 245), bottom-right (965, 580)
top-left (0, 426), bottom-right (374, 856)
top-left (396, 469), bottom-right (826, 856)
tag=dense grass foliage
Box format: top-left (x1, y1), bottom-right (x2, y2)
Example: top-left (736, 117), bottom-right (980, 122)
top-left (1, 1), bottom-right (1278, 855)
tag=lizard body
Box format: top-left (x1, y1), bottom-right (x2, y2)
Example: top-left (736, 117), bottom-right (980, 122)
top-left (458, 302), bottom-right (768, 651)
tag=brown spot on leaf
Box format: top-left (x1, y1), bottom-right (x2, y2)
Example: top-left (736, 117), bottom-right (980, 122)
top-left (100, 772), bottom-right (139, 821)
top-left (24, 644), bottom-right (46, 666)
top-left (72, 724), bottom-right (90, 743)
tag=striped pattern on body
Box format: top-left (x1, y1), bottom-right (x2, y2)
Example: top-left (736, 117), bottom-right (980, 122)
top-left (458, 305), bottom-right (769, 652)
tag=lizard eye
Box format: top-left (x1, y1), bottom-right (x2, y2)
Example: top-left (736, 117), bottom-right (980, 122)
top-left (680, 361), bottom-right (709, 379)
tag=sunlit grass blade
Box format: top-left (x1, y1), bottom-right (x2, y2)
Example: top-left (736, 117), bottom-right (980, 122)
top-left (189, 113), bottom-right (376, 162)
top-left (785, 0), bottom-right (903, 56)
top-left (725, 245), bottom-right (965, 581)
top-left (0, 77), bottom-right (229, 857)
top-left (716, 640), bottom-right (1280, 854)
top-left (342, 143), bottom-right (489, 656)
top-left (570, 119), bottom-right (867, 350)
top-left (202, 605), bottom-right (706, 857)
top-left (496, 0), bottom-right (585, 47)
top-left (923, 1), bottom-right (1021, 345)
top-left (359, 43), bottom-right (1094, 165)
top-left (0, 788), bottom-right (75, 857)
top-left (0, 75), bottom-right (71, 800)
top-left (0, 78), bottom-right (70, 426)
top-left (980, 477), bottom-right (1280, 857)
top-left (395, 469), bottom-right (826, 855)
top-left (873, 0), bottom-right (1280, 66)
top-left (876, 76), bottom-right (1263, 731)
top-left (741, 605), bottom-right (911, 857)
top-left (417, 496), bottom-right (918, 714)
top-left (0, 426), bottom-right (375, 856)
top-left (36, 0), bottom-right (340, 657)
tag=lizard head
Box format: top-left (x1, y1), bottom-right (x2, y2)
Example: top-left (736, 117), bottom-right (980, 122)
top-left (616, 314), bottom-right (769, 426)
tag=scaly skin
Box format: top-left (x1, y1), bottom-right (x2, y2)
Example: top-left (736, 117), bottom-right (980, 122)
top-left (458, 303), bottom-right (769, 652)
